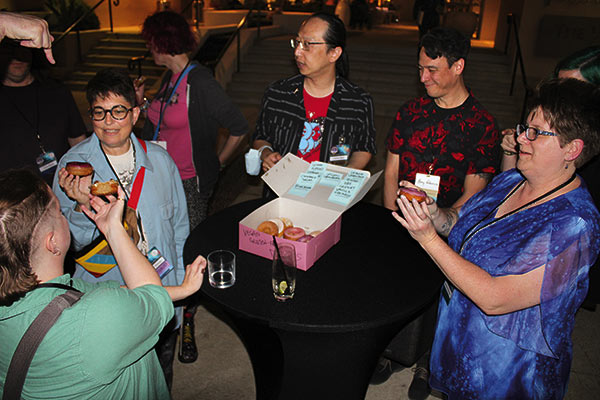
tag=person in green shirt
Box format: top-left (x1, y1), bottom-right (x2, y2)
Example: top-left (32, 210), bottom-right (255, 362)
top-left (0, 169), bottom-right (205, 399)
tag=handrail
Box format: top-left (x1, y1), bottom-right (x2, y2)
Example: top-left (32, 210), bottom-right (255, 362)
top-left (213, 4), bottom-right (262, 74)
top-left (505, 13), bottom-right (531, 122)
top-left (53, 0), bottom-right (114, 46)
top-left (182, 0), bottom-right (202, 28)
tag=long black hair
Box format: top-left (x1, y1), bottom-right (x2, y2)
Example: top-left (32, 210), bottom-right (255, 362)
top-left (307, 12), bottom-right (349, 79)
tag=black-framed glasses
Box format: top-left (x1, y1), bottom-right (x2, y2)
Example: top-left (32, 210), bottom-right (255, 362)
top-left (516, 124), bottom-right (557, 141)
top-left (89, 105), bottom-right (134, 121)
top-left (290, 38), bottom-right (327, 52)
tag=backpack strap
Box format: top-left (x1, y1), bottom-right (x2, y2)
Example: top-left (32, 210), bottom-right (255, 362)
top-left (2, 290), bottom-right (83, 400)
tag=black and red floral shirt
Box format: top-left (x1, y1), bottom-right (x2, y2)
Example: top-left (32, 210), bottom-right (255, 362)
top-left (386, 94), bottom-right (501, 207)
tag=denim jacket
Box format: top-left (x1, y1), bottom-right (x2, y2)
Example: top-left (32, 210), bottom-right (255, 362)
top-left (52, 133), bottom-right (189, 288)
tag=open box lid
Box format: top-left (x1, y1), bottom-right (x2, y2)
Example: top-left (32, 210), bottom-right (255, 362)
top-left (261, 154), bottom-right (382, 213)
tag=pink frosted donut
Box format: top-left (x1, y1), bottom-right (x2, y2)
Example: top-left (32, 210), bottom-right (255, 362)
top-left (399, 186), bottom-right (427, 203)
top-left (283, 227), bottom-right (306, 241)
top-left (297, 235), bottom-right (313, 243)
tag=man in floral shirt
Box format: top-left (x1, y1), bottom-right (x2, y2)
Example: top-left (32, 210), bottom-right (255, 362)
top-left (383, 27), bottom-right (501, 210)
top-left (377, 27), bottom-right (501, 400)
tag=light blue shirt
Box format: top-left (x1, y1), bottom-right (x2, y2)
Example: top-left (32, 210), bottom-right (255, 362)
top-left (52, 133), bottom-right (189, 288)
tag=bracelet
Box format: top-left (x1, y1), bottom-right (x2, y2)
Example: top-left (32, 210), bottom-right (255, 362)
top-left (503, 150), bottom-right (517, 156)
top-left (257, 145), bottom-right (273, 159)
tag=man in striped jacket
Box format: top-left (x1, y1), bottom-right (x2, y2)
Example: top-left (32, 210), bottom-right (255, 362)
top-left (252, 12), bottom-right (376, 175)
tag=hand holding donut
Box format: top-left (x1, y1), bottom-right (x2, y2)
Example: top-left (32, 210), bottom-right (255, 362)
top-left (58, 167), bottom-right (93, 211)
top-left (392, 193), bottom-right (438, 246)
top-left (397, 181), bottom-right (439, 217)
top-left (81, 186), bottom-right (125, 237)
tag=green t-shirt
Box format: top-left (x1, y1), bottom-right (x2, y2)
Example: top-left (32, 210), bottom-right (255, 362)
top-left (0, 274), bottom-right (173, 399)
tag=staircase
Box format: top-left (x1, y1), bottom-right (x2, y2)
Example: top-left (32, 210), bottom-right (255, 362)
top-left (64, 32), bottom-right (162, 92)
top-left (227, 31), bottom-right (521, 131)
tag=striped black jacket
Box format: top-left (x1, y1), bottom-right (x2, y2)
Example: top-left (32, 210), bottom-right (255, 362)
top-left (252, 74), bottom-right (377, 162)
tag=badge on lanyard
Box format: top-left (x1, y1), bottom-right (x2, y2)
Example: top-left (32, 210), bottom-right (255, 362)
top-left (147, 246), bottom-right (174, 278)
top-left (329, 135), bottom-right (350, 165)
top-left (415, 171), bottom-right (440, 202)
top-left (36, 151), bottom-right (57, 176)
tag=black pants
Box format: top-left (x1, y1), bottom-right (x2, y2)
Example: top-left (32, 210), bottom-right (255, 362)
top-left (383, 295), bottom-right (439, 368)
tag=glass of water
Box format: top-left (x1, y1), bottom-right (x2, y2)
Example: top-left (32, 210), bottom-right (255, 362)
top-left (207, 250), bottom-right (236, 289)
top-left (272, 243), bottom-right (296, 301)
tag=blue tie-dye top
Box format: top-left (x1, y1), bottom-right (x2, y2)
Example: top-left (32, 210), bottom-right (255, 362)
top-left (429, 169), bottom-right (600, 400)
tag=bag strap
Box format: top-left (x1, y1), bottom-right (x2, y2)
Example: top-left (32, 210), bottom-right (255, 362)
top-left (128, 138), bottom-right (147, 210)
top-left (3, 290), bottom-right (83, 400)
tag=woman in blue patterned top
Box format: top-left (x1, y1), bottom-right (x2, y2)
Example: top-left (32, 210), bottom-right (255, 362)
top-left (393, 78), bottom-right (600, 399)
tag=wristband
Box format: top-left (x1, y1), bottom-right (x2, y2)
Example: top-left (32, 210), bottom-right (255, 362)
top-left (257, 145), bottom-right (273, 160)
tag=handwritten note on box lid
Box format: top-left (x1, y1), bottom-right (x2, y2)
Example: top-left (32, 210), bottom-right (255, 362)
top-left (262, 154), bottom-right (382, 213)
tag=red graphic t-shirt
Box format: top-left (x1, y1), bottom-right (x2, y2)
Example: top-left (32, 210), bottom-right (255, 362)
top-left (298, 89), bottom-right (332, 163)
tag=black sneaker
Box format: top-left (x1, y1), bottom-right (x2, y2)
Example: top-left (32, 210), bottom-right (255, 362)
top-left (370, 357), bottom-right (404, 385)
top-left (408, 366), bottom-right (431, 400)
top-left (178, 311), bottom-right (198, 363)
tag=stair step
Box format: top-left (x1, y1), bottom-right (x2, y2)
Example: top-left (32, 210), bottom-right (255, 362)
top-left (74, 62), bottom-right (164, 74)
top-left (91, 45), bottom-right (149, 56)
top-left (99, 37), bottom-right (147, 47)
top-left (84, 53), bottom-right (156, 68)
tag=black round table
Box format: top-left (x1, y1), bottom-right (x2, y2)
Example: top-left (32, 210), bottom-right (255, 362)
top-left (184, 199), bottom-right (443, 400)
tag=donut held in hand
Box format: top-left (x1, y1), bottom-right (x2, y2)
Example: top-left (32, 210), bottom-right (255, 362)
top-left (66, 161), bottom-right (94, 176)
top-left (91, 179), bottom-right (119, 196)
top-left (399, 186), bottom-right (427, 203)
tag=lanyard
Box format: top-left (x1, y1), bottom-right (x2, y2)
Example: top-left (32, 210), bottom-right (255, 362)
top-left (153, 61), bottom-right (195, 141)
top-left (2, 83), bottom-right (45, 153)
top-left (459, 173), bottom-right (576, 254)
top-left (424, 105), bottom-right (450, 175)
top-left (99, 138), bottom-right (147, 242)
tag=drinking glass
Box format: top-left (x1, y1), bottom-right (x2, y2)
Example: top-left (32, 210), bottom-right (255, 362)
top-left (207, 250), bottom-right (236, 289)
top-left (272, 243), bottom-right (297, 301)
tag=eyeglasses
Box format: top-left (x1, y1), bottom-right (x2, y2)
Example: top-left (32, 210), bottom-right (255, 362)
top-left (290, 38), bottom-right (327, 52)
top-left (516, 124), bottom-right (557, 141)
top-left (90, 105), bottom-right (134, 121)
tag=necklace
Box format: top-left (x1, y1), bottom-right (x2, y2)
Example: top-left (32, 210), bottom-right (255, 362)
top-left (458, 173), bottom-right (576, 254)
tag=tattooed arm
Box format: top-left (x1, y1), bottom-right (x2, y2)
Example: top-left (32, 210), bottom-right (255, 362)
top-left (428, 205), bottom-right (460, 237)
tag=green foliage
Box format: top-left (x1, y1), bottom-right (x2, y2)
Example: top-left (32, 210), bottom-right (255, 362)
top-left (45, 0), bottom-right (100, 32)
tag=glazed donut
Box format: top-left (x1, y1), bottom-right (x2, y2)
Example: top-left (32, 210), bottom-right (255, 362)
top-left (66, 161), bottom-right (93, 176)
top-left (269, 218), bottom-right (285, 236)
top-left (258, 220), bottom-right (278, 235)
top-left (399, 186), bottom-right (427, 203)
top-left (283, 227), bottom-right (306, 241)
top-left (91, 179), bottom-right (118, 196)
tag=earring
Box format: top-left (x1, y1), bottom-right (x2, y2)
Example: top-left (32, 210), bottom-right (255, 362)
top-left (565, 163), bottom-right (569, 169)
